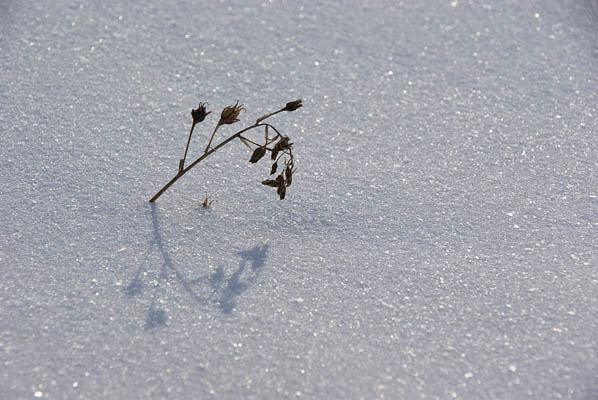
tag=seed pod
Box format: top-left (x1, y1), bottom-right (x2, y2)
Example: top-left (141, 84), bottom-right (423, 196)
top-left (277, 178), bottom-right (286, 200)
top-left (271, 145), bottom-right (279, 160)
top-left (249, 146), bottom-right (267, 163)
top-left (285, 165), bottom-right (293, 187)
top-left (270, 161), bottom-right (278, 175)
top-left (191, 102), bottom-right (211, 124)
top-left (261, 179), bottom-right (279, 187)
top-left (283, 99), bottom-right (302, 112)
top-left (218, 101), bottom-right (244, 125)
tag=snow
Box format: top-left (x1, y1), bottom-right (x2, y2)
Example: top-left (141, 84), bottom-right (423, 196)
top-left (1, 1), bottom-right (597, 399)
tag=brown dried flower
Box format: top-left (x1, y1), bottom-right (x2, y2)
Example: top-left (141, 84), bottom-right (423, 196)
top-left (278, 136), bottom-right (292, 150)
top-left (262, 172), bottom-right (288, 200)
top-left (271, 136), bottom-right (293, 160)
top-left (283, 99), bottom-right (302, 112)
top-left (218, 101), bottom-right (245, 125)
top-left (191, 102), bottom-right (211, 124)
top-left (150, 98), bottom-right (300, 203)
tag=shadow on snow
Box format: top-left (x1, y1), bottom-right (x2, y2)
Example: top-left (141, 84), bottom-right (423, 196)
top-left (124, 203), bottom-right (268, 329)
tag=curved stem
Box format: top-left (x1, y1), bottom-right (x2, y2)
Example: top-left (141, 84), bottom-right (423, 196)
top-left (274, 151), bottom-right (286, 164)
top-left (149, 123), bottom-right (271, 202)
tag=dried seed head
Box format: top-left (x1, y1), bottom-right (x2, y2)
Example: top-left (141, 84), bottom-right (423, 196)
top-left (218, 101), bottom-right (245, 125)
top-left (271, 136), bottom-right (291, 160)
top-left (277, 136), bottom-right (292, 150)
top-left (262, 173), bottom-right (288, 199)
top-left (249, 146), bottom-right (267, 163)
top-left (270, 161), bottom-right (278, 175)
top-left (191, 102), bottom-right (211, 124)
top-left (284, 99), bottom-right (302, 112)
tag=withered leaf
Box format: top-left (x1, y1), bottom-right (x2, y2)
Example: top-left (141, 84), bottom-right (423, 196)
top-left (270, 161), bottom-right (278, 175)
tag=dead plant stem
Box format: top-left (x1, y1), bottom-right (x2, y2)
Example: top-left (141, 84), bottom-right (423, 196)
top-left (150, 122), bottom-right (273, 202)
top-left (180, 122), bottom-right (197, 171)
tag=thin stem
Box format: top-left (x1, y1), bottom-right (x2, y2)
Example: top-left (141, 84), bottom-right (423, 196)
top-left (261, 123), bottom-right (284, 138)
top-left (180, 122), bottom-right (197, 171)
top-left (149, 123), bottom-right (271, 202)
top-left (204, 123), bottom-right (221, 153)
top-left (274, 151), bottom-right (286, 164)
top-left (256, 108), bottom-right (287, 124)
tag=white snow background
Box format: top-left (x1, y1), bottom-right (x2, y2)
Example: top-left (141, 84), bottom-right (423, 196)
top-left (1, 1), bottom-right (597, 399)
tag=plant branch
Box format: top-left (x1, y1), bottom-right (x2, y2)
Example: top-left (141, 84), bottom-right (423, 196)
top-left (149, 123), bottom-right (271, 202)
top-left (149, 99), bottom-right (301, 202)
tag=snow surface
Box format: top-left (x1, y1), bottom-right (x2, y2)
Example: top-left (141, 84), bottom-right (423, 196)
top-left (1, 1), bottom-right (597, 399)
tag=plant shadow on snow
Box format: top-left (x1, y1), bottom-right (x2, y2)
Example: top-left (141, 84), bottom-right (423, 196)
top-left (124, 204), bottom-right (268, 329)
